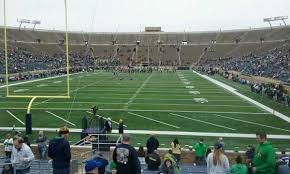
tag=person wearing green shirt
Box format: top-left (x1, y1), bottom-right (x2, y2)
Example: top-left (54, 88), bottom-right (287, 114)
top-left (230, 155), bottom-right (248, 174)
top-left (252, 131), bottom-right (276, 174)
top-left (194, 139), bottom-right (207, 165)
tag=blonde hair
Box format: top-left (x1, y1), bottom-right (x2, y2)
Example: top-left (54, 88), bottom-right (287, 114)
top-left (39, 131), bottom-right (44, 136)
top-left (213, 148), bottom-right (223, 166)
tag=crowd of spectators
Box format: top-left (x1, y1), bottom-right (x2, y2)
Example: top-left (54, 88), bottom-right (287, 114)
top-left (197, 66), bottom-right (290, 108)
top-left (204, 43), bottom-right (290, 83)
top-left (1, 129), bottom-right (290, 174)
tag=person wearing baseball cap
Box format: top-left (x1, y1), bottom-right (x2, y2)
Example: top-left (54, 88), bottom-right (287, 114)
top-left (85, 160), bottom-right (102, 174)
top-left (206, 142), bottom-right (229, 174)
top-left (48, 126), bottom-right (71, 174)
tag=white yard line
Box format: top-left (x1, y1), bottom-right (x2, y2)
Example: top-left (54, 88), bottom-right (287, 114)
top-left (0, 72), bottom-right (83, 89)
top-left (127, 112), bottom-right (180, 129)
top-left (170, 113), bottom-right (236, 131)
top-left (124, 74), bottom-right (153, 108)
top-left (6, 110), bottom-right (25, 125)
top-left (0, 126), bottom-right (289, 139)
top-left (214, 114), bottom-right (290, 132)
top-left (86, 111), bottom-right (127, 127)
top-left (31, 101), bottom-right (257, 108)
top-left (1, 107), bottom-right (271, 115)
top-left (33, 72), bottom-right (102, 106)
top-left (45, 111), bottom-right (76, 126)
top-left (193, 70), bottom-right (290, 123)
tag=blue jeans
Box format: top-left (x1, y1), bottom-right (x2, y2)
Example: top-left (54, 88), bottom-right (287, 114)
top-left (38, 146), bottom-right (47, 160)
top-left (16, 167), bottom-right (30, 174)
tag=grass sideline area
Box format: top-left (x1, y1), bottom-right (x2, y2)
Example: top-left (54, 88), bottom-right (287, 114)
top-left (0, 70), bottom-right (289, 150)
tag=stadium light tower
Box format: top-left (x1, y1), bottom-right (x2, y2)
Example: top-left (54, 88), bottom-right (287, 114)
top-left (263, 16), bottom-right (288, 29)
top-left (17, 19), bottom-right (41, 30)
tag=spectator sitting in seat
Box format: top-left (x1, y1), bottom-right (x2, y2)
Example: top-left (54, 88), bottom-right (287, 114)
top-left (1, 159), bottom-right (13, 174)
top-left (194, 138), bottom-right (207, 165)
top-left (206, 142), bottom-right (230, 174)
top-left (91, 153), bottom-right (108, 174)
top-left (160, 158), bottom-right (175, 174)
top-left (252, 131), bottom-right (276, 174)
top-left (275, 150), bottom-right (290, 174)
top-left (85, 160), bottom-right (102, 174)
top-left (145, 150), bottom-right (161, 171)
top-left (48, 126), bottom-right (71, 174)
top-left (230, 155), bottom-right (248, 174)
top-left (137, 146), bottom-right (146, 165)
top-left (146, 134), bottom-right (159, 154)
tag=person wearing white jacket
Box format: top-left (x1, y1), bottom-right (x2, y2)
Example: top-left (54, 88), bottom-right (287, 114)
top-left (206, 142), bottom-right (229, 174)
top-left (11, 136), bottom-right (35, 174)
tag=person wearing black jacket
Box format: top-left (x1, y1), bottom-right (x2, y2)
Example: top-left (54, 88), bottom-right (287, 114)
top-left (48, 127), bottom-right (71, 174)
top-left (146, 134), bottom-right (159, 154)
top-left (105, 118), bottom-right (112, 134)
top-left (145, 150), bottom-right (161, 171)
top-left (113, 134), bottom-right (141, 174)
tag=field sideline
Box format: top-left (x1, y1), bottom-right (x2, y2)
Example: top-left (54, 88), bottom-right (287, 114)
top-left (0, 70), bottom-right (289, 149)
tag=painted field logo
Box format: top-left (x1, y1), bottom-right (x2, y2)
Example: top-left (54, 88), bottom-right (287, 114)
top-left (189, 91), bottom-right (200, 94)
top-left (186, 86), bottom-right (194, 89)
top-left (194, 98), bottom-right (208, 103)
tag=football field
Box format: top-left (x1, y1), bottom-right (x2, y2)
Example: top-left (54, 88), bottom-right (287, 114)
top-left (0, 70), bottom-right (290, 149)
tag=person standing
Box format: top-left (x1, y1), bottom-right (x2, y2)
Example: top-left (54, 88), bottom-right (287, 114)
top-left (112, 134), bottom-right (141, 174)
top-left (252, 131), bottom-right (276, 174)
top-left (206, 142), bottom-right (230, 174)
top-left (48, 127), bottom-right (71, 174)
top-left (11, 136), bottom-right (35, 174)
top-left (194, 139), bottom-right (207, 165)
top-left (36, 131), bottom-right (47, 160)
top-left (146, 134), bottom-right (159, 154)
top-left (105, 118), bottom-right (112, 134)
top-left (118, 119), bottom-right (124, 134)
top-left (171, 138), bottom-right (181, 164)
top-left (3, 133), bottom-right (13, 158)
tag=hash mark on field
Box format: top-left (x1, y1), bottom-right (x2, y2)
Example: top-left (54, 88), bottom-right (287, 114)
top-left (214, 114), bottom-right (290, 132)
top-left (13, 89), bottom-right (29, 93)
top-left (53, 81), bottom-right (62, 84)
top-left (36, 84), bottom-right (48, 88)
top-left (124, 74), bottom-right (153, 109)
top-left (86, 111), bottom-right (127, 127)
top-left (45, 111), bottom-right (76, 126)
top-left (6, 110), bottom-right (25, 125)
top-left (170, 113), bottom-right (236, 131)
top-left (128, 112), bottom-right (180, 129)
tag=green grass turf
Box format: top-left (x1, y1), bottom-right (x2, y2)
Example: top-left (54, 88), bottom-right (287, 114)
top-left (0, 70), bottom-right (289, 149)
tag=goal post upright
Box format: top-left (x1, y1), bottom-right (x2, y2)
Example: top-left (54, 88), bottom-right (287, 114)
top-left (3, 0), bottom-right (71, 134)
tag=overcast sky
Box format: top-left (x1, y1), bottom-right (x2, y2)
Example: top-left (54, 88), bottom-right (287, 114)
top-left (0, 0), bottom-right (290, 32)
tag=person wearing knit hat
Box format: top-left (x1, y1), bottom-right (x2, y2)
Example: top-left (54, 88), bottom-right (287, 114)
top-left (48, 126), bottom-right (71, 174)
top-left (85, 160), bottom-right (102, 174)
top-left (206, 142), bottom-right (229, 174)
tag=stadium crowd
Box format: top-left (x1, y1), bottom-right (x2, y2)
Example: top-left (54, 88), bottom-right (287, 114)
top-left (1, 128), bottom-right (290, 174)
top-left (205, 43), bottom-right (290, 83)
